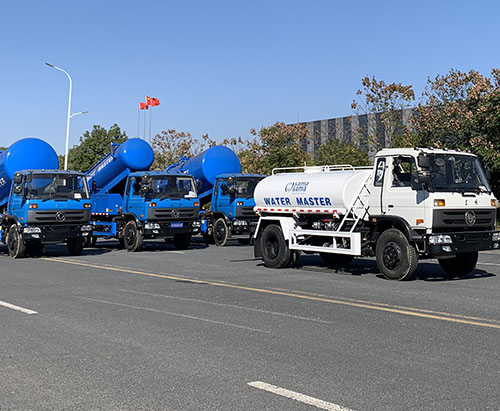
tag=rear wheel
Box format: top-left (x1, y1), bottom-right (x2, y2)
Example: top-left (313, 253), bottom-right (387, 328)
top-left (438, 252), bottom-right (478, 278)
top-left (67, 238), bottom-right (84, 256)
top-left (7, 225), bottom-right (25, 258)
top-left (376, 229), bottom-right (418, 281)
top-left (173, 233), bottom-right (191, 250)
top-left (123, 220), bottom-right (143, 252)
top-left (320, 253), bottom-right (354, 266)
top-left (213, 218), bottom-right (229, 246)
top-left (261, 224), bottom-right (291, 268)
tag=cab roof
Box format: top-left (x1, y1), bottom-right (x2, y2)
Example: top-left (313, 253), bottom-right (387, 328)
top-left (216, 173), bottom-right (266, 179)
top-left (16, 169), bottom-right (85, 175)
top-left (128, 171), bottom-right (192, 178)
top-left (376, 147), bottom-right (477, 158)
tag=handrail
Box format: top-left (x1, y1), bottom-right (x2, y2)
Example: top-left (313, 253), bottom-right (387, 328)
top-left (272, 164), bottom-right (373, 175)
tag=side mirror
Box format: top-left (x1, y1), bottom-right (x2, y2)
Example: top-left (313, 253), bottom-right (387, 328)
top-left (417, 171), bottom-right (431, 185)
top-left (485, 169), bottom-right (492, 181)
top-left (227, 176), bottom-right (234, 185)
top-left (197, 180), bottom-right (202, 191)
top-left (13, 185), bottom-right (23, 195)
top-left (418, 153), bottom-right (430, 168)
top-left (91, 180), bottom-right (97, 192)
top-left (13, 173), bottom-right (23, 184)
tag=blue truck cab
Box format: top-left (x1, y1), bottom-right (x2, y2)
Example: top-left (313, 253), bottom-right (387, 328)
top-left (201, 173), bottom-right (265, 245)
top-left (87, 138), bottom-right (200, 251)
top-left (1, 170), bottom-right (92, 258)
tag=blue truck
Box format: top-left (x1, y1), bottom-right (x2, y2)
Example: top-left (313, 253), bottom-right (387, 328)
top-left (0, 138), bottom-right (92, 258)
top-left (167, 146), bottom-right (265, 246)
top-left (87, 138), bottom-right (200, 251)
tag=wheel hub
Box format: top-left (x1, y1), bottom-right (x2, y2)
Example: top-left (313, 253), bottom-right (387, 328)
top-left (383, 241), bottom-right (402, 270)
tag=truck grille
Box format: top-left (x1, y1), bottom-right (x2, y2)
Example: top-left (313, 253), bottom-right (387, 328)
top-left (433, 208), bottom-right (496, 230)
top-left (27, 209), bottom-right (90, 224)
top-left (148, 207), bottom-right (199, 221)
top-left (236, 206), bottom-right (258, 219)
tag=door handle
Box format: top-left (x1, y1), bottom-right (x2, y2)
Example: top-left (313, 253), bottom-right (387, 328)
top-left (388, 204), bottom-right (394, 208)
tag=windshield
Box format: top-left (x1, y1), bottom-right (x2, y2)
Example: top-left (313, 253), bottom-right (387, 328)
top-left (137, 175), bottom-right (196, 199)
top-left (232, 177), bottom-right (264, 198)
top-left (27, 173), bottom-right (90, 200)
top-left (428, 154), bottom-right (491, 193)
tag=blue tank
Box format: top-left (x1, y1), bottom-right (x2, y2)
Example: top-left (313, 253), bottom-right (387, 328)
top-left (87, 138), bottom-right (154, 192)
top-left (167, 146), bottom-right (241, 197)
top-left (0, 138), bottom-right (59, 205)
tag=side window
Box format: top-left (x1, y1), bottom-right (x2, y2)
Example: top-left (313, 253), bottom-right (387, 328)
top-left (132, 177), bottom-right (142, 195)
top-left (374, 158), bottom-right (386, 187)
top-left (392, 157), bottom-right (422, 190)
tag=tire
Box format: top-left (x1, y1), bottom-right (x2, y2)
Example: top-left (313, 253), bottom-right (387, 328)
top-left (287, 250), bottom-right (301, 267)
top-left (320, 253), bottom-right (354, 266)
top-left (67, 238), bottom-right (84, 256)
top-left (261, 224), bottom-right (291, 268)
top-left (213, 218), bottom-right (229, 247)
top-left (7, 225), bottom-right (25, 258)
top-left (123, 220), bottom-right (143, 252)
top-left (438, 252), bottom-right (478, 278)
top-left (173, 233), bottom-right (191, 250)
top-left (376, 229), bottom-right (418, 281)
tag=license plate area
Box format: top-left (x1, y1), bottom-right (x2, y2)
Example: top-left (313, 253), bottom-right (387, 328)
top-left (171, 222), bottom-right (183, 228)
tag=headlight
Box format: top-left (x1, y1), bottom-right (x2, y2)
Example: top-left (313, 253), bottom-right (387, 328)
top-left (428, 234), bottom-right (453, 245)
top-left (145, 222), bottom-right (160, 230)
top-left (193, 221), bottom-right (201, 227)
top-left (81, 225), bottom-right (93, 231)
top-left (493, 232), bottom-right (500, 242)
top-left (23, 226), bottom-right (41, 234)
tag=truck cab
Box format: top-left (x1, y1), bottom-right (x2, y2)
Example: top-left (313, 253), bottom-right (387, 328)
top-left (1, 170), bottom-right (92, 257)
top-left (201, 174), bottom-right (265, 246)
top-left (91, 171), bottom-right (200, 251)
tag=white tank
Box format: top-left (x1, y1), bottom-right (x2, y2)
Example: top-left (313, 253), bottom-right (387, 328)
top-left (254, 168), bottom-right (372, 216)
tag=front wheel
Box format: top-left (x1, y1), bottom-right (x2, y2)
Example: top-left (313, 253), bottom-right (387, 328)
top-left (173, 233), bottom-right (191, 250)
top-left (261, 224), bottom-right (291, 268)
top-left (438, 252), bottom-right (478, 278)
top-left (67, 238), bottom-right (84, 256)
top-left (7, 225), bottom-right (25, 258)
top-left (123, 220), bottom-right (144, 252)
top-left (213, 218), bottom-right (229, 246)
top-left (376, 229), bottom-right (418, 281)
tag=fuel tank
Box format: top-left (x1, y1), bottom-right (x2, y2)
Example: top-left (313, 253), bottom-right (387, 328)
top-left (86, 138), bottom-right (154, 192)
top-left (167, 146), bottom-right (241, 198)
top-left (254, 168), bottom-right (372, 215)
top-left (0, 138), bottom-right (59, 205)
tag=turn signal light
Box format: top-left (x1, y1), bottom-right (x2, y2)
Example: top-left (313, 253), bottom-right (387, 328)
top-left (29, 204), bottom-right (38, 209)
top-left (149, 202), bottom-right (157, 207)
top-left (237, 201), bottom-right (244, 206)
top-left (194, 202), bottom-right (199, 207)
top-left (492, 199), bottom-right (497, 207)
top-left (416, 219), bottom-right (424, 225)
top-left (83, 203), bottom-right (91, 208)
top-left (434, 199), bottom-right (446, 207)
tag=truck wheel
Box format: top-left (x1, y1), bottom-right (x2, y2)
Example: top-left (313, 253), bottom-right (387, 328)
top-left (287, 250), bottom-right (300, 267)
top-left (67, 238), bottom-right (84, 256)
top-left (376, 229), bottom-right (418, 281)
top-left (320, 253), bottom-right (354, 266)
top-left (213, 218), bottom-right (229, 246)
top-left (7, 225), bottom-right (25, 258)
top-left (173, 233), bottom-right (191, 250)
top-left (438, 252), bottom-right (478, 278)
top-left (123, 220), bottom-right (143, 252)
top-left (261, 224), bottom-right (291, 268)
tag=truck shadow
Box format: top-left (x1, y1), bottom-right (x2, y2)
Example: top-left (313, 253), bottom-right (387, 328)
top-left (295, 255), bottom-right (495, 281)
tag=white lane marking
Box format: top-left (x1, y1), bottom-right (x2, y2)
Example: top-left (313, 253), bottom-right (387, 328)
top-left (169, 251), bottom-right (185, 254)
top-left (73, 296), bottom-right (269, 334)
top-left (477, 262), bottom-right (500, 267)
top-left (119, 289), bottom-right (335, 324)
top-left (0, 300), bottom-right (38, 315)
top-left (248, 381), bottom-right (353, 411)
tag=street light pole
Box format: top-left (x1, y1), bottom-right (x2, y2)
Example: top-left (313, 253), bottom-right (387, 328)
top-left (45, 62), bottom-right (72, 170)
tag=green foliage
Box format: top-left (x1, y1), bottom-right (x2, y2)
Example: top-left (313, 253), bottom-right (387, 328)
top-left (240, 122), bottom-right (311, 175)
top-left (67, 124), bottom-right (128, 172)
top-left (314, 140), bottom-right (371, 167)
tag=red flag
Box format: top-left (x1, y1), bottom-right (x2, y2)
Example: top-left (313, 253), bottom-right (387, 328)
top-left (150, 97), bottom-right (160, 106)
top-left (139, 102), bottom-right (149, 110)
top-left (145, 96), bottom-right (152, 106)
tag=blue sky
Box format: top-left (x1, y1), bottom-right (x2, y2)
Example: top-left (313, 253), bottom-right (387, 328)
top-left (1, 0), bottom-right (499, 154)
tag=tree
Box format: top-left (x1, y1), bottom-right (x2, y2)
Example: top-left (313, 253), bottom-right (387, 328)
top-left (239, 122), bottom-right (311, 175)
top-left (67, 124), bottom-right (127, 171)
top-left (314, 140), bottom-right (371, 167)
top-left (351, 76), bottom-right (415, 153)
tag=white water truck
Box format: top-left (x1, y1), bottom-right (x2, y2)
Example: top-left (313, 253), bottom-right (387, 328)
top-left (253, 148), bottom-right (499, 280)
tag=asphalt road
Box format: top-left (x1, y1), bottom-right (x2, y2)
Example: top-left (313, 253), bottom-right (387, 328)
top-left (1, 237), bottom-right (499, 410)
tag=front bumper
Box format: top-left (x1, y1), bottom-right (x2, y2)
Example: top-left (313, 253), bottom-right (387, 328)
top-left (143, 221), bottom-right (200, 238)
top-left (21, 224), bottom-right (91, 242)
top-left (427, 230), bottom-right (500, 257)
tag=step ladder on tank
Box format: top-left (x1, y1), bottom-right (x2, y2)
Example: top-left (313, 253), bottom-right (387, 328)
top-left (288, 172), bottom-right (372, 256)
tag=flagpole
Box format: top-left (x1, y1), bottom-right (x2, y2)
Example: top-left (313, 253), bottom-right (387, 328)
top-left (149, 106), bottom-right (153, 143)
top-left (143, 109), bottom-right (147, 139)
top-left (137, 107), bottom-right (140, 138)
